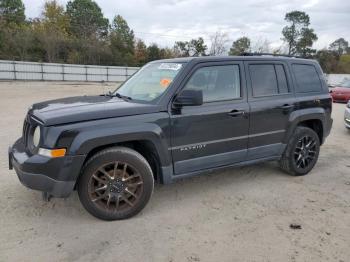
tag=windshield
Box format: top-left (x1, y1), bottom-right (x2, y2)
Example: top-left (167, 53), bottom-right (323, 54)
top-left (339, 79), bottom-right (350, 88)
top-left (115, 62), bottom-right (185, 102)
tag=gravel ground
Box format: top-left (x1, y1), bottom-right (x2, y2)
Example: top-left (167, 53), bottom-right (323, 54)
top-left (0, 81), bottom-right (349, 262)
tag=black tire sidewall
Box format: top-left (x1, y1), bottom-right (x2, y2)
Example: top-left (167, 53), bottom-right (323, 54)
top-left (78, 147), bottom-right (154, 220)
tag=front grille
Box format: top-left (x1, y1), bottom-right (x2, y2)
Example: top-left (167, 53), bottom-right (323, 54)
top-left (22, 117), bottom-right (31, 147)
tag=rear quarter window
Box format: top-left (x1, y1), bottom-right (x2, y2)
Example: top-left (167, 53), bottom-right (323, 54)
top-left (292, 64), bottom-right (322, 93)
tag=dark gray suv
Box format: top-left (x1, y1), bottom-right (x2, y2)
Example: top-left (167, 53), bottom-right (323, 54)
top-left (9, 55), bottom-right (333, 220)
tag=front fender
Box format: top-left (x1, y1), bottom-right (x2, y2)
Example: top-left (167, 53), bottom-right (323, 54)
top-left (49, 113), bottom-right (172, 167)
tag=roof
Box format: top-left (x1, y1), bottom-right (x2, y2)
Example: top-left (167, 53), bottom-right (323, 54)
top-left (155, 55), bottom-right (313, 63)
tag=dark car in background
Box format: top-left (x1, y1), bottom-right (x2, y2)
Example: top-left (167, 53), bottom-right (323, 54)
top-left (330, 79), bottom-right (350, 103)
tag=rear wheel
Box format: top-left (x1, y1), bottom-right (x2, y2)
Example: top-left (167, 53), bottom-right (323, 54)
top-left (78, 147), bottom-right (154, 220)
top-left (280, 126), bottom-right (320, 176)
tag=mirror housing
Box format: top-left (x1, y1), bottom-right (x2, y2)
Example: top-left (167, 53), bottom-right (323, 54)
top-left (173, 89), bottom-right (203, 107)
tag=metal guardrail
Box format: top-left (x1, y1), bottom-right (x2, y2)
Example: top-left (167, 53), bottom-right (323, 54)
top-left (0, 60), bottom-right (140, 82)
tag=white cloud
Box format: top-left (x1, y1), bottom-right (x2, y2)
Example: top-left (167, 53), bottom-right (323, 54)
top-left (23, 0), bottom-right (350, 50)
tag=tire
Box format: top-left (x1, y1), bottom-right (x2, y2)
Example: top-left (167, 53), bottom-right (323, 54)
top-left (280, 126), bottom-right (320, 176)
top-left (77, 146), bottom-right (154, 220)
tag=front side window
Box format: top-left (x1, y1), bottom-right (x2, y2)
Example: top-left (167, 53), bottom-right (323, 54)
top-left (116, 62), bottom-right (184, 102)
top-left (183, 65), bottom-right (241, 102)
top-left (292, 64), bottom-right (322, 93)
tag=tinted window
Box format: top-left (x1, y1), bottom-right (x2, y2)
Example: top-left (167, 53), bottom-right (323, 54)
top-left (249, 64), bottom-right (278, 96)
top-left (275, 65), bottom-right (289, 93)
top-left (184, 65), bottom-right (240, 102)
top-left (292, 64), bottom-right (321, 93)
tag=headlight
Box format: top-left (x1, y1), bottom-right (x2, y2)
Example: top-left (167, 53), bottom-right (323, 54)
top-left (32, 126), bottom-right (41, 147)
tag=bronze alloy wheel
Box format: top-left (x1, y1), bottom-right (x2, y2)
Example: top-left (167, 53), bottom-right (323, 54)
top-left (88, 161), bottom-right (144, 212)
top-left (293, 135), bottom-right (317, 169)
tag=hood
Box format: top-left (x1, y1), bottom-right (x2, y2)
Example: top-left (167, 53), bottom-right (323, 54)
top-left (29, 95), bottom-right (162, 126)
top-left (332, 87), bottom-right (350, 93)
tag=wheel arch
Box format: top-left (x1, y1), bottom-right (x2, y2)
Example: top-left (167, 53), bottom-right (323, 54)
top-left (285, 108), bottom-right (326, 145)
top-left (81, 140), bottom-right (164, 183)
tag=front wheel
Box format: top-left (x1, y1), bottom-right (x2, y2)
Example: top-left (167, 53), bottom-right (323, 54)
top-left (280, 126), bottom-right (320, 176)
top-left (78, 147), bottom-right (154, 220)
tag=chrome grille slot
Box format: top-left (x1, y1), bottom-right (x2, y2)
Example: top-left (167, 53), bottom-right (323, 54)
top-left (22, 118), bottom-right (31, 147)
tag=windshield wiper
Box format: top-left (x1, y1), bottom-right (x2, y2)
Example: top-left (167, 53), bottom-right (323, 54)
top-left (102, 91), bottom-right (132, 101)
top-left (114, 92), bottom-right (132, 101)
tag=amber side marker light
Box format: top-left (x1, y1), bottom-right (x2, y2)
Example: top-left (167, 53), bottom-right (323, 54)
top-left (38, 148), bottom-right (66, 158)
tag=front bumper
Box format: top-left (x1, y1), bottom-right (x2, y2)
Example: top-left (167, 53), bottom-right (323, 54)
top-left (345, 107), bottom-right (350, 129)
top-left (9, 138), bottom-right (86, 198)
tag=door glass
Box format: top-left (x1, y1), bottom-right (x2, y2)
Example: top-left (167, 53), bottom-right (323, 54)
top-left (183, 65), bottom-right (241, 102)
top-left (275, 65), bottom-right (289, 94)
top-left (249, 64), bottom-right (278, 97)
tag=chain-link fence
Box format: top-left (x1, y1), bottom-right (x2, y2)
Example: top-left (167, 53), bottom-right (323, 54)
top-left (0, 60), bottom-right (140, 82)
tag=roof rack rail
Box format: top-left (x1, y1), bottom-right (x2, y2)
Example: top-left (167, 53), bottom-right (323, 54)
top-left (240, 52), bottom-right (304, 58)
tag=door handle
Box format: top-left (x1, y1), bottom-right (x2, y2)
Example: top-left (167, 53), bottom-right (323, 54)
top-left (228, 110), bottom-right (246, 117)
top-left (277, 104), bottom-right (294, 110)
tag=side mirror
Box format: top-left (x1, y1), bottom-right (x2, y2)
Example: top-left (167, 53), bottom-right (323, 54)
top-left (173, 89), bottom-right (203, 107)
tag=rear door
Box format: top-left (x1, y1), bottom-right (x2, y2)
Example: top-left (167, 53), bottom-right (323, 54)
top-left (170, 61), bottom-right (249, 175)
top-left (245, 60), bottom-right (295, 160)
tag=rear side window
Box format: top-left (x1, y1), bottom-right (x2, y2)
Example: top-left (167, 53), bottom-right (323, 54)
top-left (275, 65), bottom-right (289, 94)
top-left (250, 64), bottom-right (278, 96)
top-left (249, 64), bottom-right (290, 97)
top-left (292, 64), bottom-right (321, 93)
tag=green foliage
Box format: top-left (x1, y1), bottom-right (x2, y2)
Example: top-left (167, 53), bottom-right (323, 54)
top-left (229, 37), bottom-right (251, 55)
top-left (134, 39), bottom-right (148, 66)
top-left (338, 54), bottom-right (350, 74)
top-left (174, 37), bottom-right (207, 57)
top-left (329, 38), bottom-right (349, 56)
top-left (0, 2), bottom-right (349, 74)
top-left (282, 10), bottom-right (317, 57)
top-left (110, 15), bottom-right (135, 65)
top-left (315, 50), bottom-right (340, 74)
top-left (34, 0), bottom-right (70, 62)
top-left (315, 40), bottom-right (350, 74)
top-left (0, 0), bottom-right (25, 25)
top-left (147, 43), bottom-right (161, 62)
top-left (66, 0), bottom-right (109, 39)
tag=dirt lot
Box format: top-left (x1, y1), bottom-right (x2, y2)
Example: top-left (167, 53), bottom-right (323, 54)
top-left (0, 81), bottom-right (349, 262)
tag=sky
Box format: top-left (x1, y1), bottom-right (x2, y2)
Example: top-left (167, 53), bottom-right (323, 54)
top-left (22, 0), bottom-right (350, 51)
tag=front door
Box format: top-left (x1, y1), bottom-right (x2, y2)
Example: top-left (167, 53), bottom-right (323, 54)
top-left (170, 62), bottom-right (249, 175)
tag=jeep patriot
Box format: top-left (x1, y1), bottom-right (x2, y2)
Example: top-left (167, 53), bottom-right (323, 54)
top-left (9, 55), bottom-right (333, 220)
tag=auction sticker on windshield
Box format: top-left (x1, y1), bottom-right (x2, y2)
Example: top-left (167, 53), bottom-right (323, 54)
top-left (158, 63), bottom-right (182, 71)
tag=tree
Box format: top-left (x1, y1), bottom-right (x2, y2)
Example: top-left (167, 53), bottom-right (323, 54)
top-left (174, 41), bottom-right (190, 57)
top-left (315, 50), bottom-right (339, 73)
top-left (66, 0), bottom-right (108, 39)
top-left (0, 0), bottom-right (25, 25)
top-left (189, 37), bottom-right (207, 56)
top-left (229, 37), bottom-right (251, 55)
top-left (296, 28), bottom-right (317, 57)
top-left (34, 0), bottom-right (70, 62)
top-left (110, 15), bottom-right (135, 65)
top-left (174, 37), bottom-right (207, 57)
top-left (282, 11), bottom-right (317, 56)
top-left (209, 31), bottom-right (229, 56)
top-left (147, 43), bottom-right (161, 62)
top-left (329, 38), bottom-right (349, 56)
top-left (134, 39), bottom-right (148, 66)
top-left (159, 47), bottom-right (175, 59)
